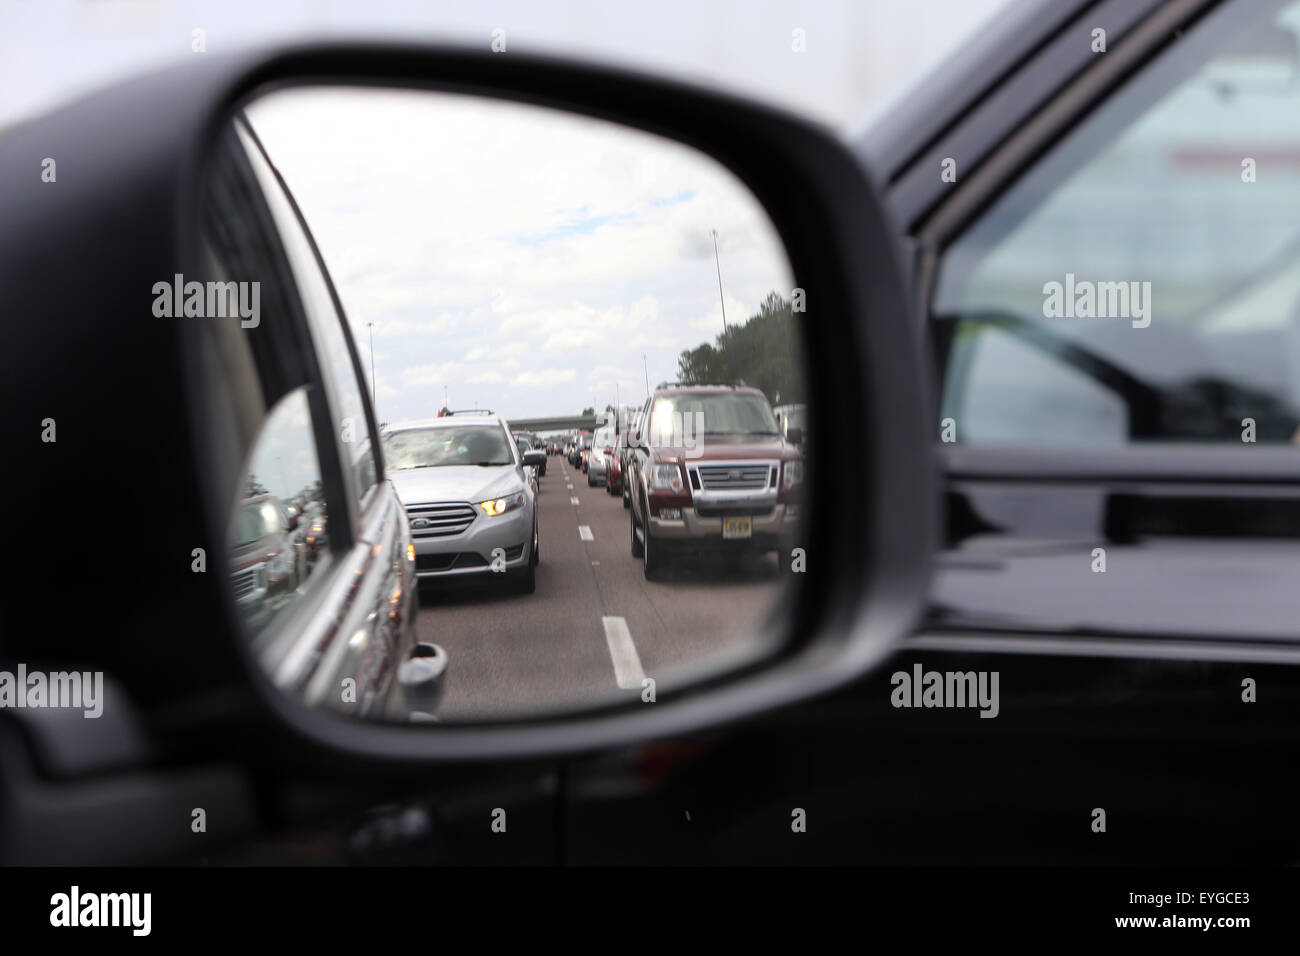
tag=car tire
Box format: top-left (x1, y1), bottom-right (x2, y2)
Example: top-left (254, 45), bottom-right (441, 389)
top-left (514, 560), bottom-right (536, 594)
top-left (630, 503), bottom-right (644, 558)
top-left (642, 507), bottom-right (664, 581)
top-left (514, 520), bottom-right (538, 594)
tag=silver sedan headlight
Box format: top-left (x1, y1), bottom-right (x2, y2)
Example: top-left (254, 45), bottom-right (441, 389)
top-left (476, 490), bottom-right (527, 517)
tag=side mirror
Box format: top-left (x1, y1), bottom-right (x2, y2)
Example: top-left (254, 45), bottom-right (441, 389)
top-left (522, 449), bottom-right (546, 468)
top-left (397, 642), bottom-right (448, 721)
top-left (14, 41), bottom-right (932, 767)
top-left (786, 426), bottom-right (803, 445)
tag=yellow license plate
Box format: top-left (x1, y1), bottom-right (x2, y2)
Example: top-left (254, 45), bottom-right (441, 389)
top-left (722, 516), bottom-right (752, 540)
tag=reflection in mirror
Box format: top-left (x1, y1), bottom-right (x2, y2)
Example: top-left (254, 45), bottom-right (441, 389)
top-left (228, 388), bottom-right (327, 649)
top-left (227, 86), bottom-right (807, 724)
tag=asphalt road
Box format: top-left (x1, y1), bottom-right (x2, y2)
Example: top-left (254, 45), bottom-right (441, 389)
top-left (415, 455), bottom-right (788, 721)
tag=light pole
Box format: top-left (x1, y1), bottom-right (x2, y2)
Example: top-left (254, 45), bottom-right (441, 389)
top-left (366, 321), bottom-right (377, 413)
top-left (642, 354), bottom-right (650, 397)
top-left (711, 228), bottom-right (727, 336)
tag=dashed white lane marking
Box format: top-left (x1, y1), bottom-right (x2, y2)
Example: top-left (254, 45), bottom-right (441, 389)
top-left (578, 525), bottom-right (594, 541)
top-left (601, 616), bottom-right (646, 689)
top-left (570, 497), bottom-right (580, 506)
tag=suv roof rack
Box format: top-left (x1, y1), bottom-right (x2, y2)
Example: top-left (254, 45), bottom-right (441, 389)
top-left (653, 381), bottom-right (749, 390)
top-left (437, 407), bottom-right (494, 416)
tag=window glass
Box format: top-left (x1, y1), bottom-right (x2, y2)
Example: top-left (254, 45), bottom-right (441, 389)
top-left (238, 126), bottom-right (380, 495)
top-left (648, 392), bottom-right (779, 445)
top-left (228, 388), bottom-right (328, 647)
top-left (934, 0), bottom-right (1300, 446)
top-left (383, 425), bottom-right (514, 469)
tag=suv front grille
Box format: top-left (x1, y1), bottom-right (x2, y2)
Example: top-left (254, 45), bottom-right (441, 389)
top-left (406, 502), bottom-right (477, 538)
top-left (232, 565), bottom-right (263, 598)
top-left (695, 464), bottom-right (772, 491)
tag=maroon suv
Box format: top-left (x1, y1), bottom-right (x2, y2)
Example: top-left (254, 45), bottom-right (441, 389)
top-left (626, 384), bottom-right (802, 578)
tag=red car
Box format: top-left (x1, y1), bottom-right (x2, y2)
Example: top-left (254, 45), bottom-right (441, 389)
top-left (625, 384), bottom-right (801, 579)
top-left (606, 435), bottom-right (623, 497)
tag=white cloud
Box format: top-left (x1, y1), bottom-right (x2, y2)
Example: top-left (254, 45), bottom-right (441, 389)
top-left (248, 88), bottom-right (796, 421)
top-left (513, 368), bottom-right (577, 387)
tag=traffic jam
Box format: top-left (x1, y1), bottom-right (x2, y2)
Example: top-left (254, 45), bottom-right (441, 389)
top-left (389, 390), bottom-right (806, 720)
top-left (212, 86), bottom-right (810, 724)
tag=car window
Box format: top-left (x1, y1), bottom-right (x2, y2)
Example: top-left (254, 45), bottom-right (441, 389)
top-left (932, 0), bottom-right (1300, 446)
top-left (229, 388), bottom-right (329, 651)
top-left (237, 125), bottom-right (382, 498)
top-left (202, 128), bottom-right (339, 654)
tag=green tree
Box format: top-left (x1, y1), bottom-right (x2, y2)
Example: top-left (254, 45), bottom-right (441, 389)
top-left (676, 290), bottom-right (805, 405)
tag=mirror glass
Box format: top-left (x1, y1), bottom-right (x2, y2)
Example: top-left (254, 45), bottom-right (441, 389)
top-left (216, 86), bottom-right (807, 723)
top-left (229, 387), bottom-right (329, 643)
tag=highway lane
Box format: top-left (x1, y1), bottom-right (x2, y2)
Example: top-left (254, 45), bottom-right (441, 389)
top-left (415, 455), bottom-right (788, 721)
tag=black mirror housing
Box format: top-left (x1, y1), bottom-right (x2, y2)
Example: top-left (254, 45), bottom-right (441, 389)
top-left (4, 42), bottom-right (934, 766)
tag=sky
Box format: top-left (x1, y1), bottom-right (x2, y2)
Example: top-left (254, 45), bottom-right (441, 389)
top-left (2, 0), bottom-right (1015, 134)
top-left (248, 87), bottom-right (793, 423)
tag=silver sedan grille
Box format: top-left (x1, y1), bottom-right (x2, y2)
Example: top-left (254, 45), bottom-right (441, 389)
top-left (406, 502), bottom-right (478, 538)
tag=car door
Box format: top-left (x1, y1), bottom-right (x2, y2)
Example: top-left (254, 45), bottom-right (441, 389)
top-left (224, 121), bottom-right (419, 720)
top-left (907, 0), bottom-right (1300, 650)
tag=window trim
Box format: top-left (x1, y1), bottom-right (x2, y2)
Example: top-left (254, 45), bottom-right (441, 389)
top-left (225, 120), bottom-right (362, 557)
top-left (943, 444), bottom-right (1300, 484)
top-left (236, 118), bottom-right (388, 521)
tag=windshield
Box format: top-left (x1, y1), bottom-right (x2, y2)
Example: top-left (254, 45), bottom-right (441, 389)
top-left (234, 498), bottom-right (282, 547)
top-left (384, 425), bottom-right (514, 468)
top-left (649, 392), bottom-right (779, 444)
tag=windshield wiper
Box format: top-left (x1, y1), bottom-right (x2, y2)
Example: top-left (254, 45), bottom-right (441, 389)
top-left (473, 460), bottom-right (511, 466)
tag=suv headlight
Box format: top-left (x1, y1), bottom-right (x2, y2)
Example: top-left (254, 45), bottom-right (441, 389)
top-left (477, 492), bottom-right (526, 517)
top-left (650, 463), bottom-right (685, 494)
top-left (782, 460), bottom-right (803, 491)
